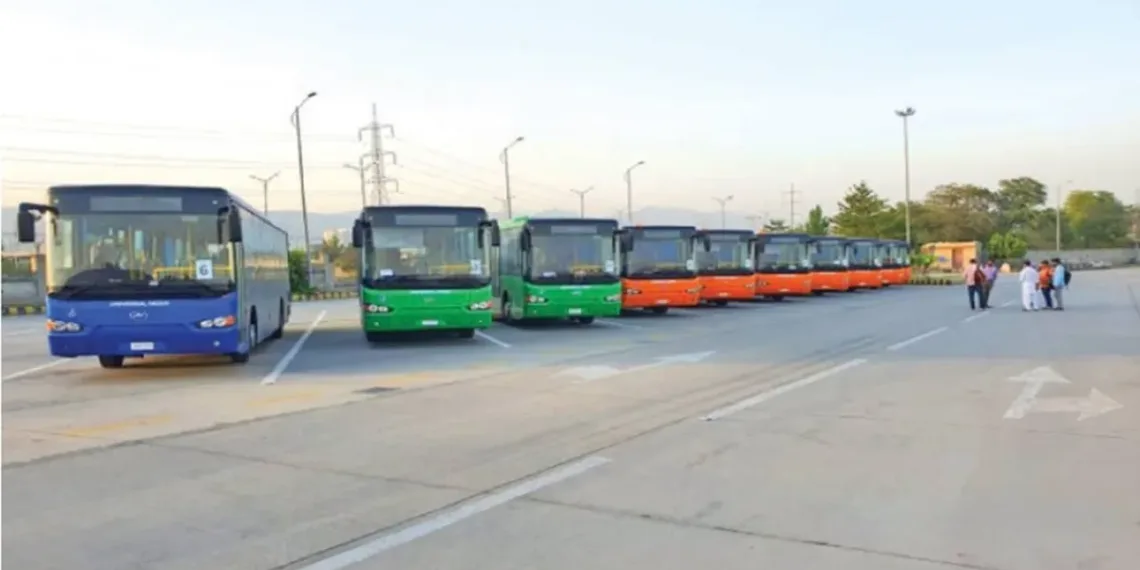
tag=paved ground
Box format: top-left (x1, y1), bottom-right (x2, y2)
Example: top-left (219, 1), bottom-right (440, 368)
top-left (3, 271), bottom-right (1138, 570)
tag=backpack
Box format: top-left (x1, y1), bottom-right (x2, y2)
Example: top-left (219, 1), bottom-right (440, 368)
top-left (973, 267), bottom-right (986, 284)
top-left (1063, 266), bottom-right (1072, 285)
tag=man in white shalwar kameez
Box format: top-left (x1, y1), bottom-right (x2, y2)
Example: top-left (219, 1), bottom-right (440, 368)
top-left (1018, 260), bottom-right (1039, 311)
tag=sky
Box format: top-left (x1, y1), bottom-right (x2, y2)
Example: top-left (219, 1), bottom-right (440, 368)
top-left (2, 0), bottom-right (1138, 223)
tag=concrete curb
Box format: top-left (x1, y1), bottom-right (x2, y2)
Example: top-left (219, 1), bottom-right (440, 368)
top-left (907, 277), bottom-right (960, 286)
top-left (2, 291), bottom-right (358, 317)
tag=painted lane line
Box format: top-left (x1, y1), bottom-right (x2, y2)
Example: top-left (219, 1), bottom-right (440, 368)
top-left (299, 455), bottom-right (611, 570)
top-left (962, 311), bottom-right (991, 323)
top-left (1000, 300), bottom-right (1016, 308)
top-left (474, 330), bottom-right (511, 348)
top-left (885, 326), bottom-right (948, 352)
top-left (2, 359), bottom-right (66, 382)
top-left (702, 358), bottom-right (869, 421)
top-left (260, 310), bottom-right (326, 386)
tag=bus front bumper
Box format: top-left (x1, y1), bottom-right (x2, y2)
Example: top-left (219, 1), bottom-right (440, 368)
top-left (364, 309), bottom-right (492, 332)
top-left (523, 302), bottom-right (621, 319)
top-left (48, 325), bottom-right (242, 357)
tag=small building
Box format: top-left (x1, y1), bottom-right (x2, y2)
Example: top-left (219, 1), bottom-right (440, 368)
top-left (919, 241), bottom-right (983, 272)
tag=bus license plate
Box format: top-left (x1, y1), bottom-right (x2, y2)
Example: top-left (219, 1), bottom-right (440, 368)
top-left (422, 320), bottom-right (439, 327)
top-left (568, 308), bottom-right (582, 315)
top-left (130, 342), bottom-right (154, 351)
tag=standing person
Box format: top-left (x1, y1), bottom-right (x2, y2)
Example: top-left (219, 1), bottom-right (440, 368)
top-left (1018, 260), bottom-right (1039, 311)
top-left (963, 258), bottom-right (983, 310)
top-left (1037, 260), bottom-right (1054, 309)
top-left (1051, 257), bottom-right (1067, 310)
top-left (980, 260), bottom-right (998, 309)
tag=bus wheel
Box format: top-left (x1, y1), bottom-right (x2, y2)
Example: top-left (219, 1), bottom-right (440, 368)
top-left (365, 331), bottom-right (385, 343)
top-left (713, 300), bottom-right (728, 306)
top-left (769, 295), bottom-right (785, 302)
top-left (649, 307), bottom-right (668, 315)
top-left (812, 291), bottom-right (824, 296)
top-left (457, 328), bottom-right (476, 339)
top-left (230, 321), bottom-right (255, 364)
top-left (573, 316), bottom-right (595, 325)
top-left (98, 355), bottom-right (125, 369)
top-left (502, 296), bottom-right (515, 324)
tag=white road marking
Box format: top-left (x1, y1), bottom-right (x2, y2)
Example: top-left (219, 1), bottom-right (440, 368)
top-left (2, 359), bottom-right (66, 382)
top-left (260, 311), bottom-right (326, 385)
top-left (962, 311), bottom-right (991, 323)
top-left (1002, 365), bottom-right (1122, 421)
top-left (885, 326), bottom-right (948, 351)
top-left (594, 319), bottom-right (642, 329)
top-left (474, 330), bottom-right (511, 348)
top-left (1000, 300), bottom-right (1016, 308)
top-left (701, 358), bottom-right (869, 421)
top-left (299, 455), bottom-right (611, 570)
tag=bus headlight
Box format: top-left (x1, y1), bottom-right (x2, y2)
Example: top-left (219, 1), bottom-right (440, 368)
top-left (47, 319), bottom-right (82, 333)
top-left (604, 294), bottom-right (621, 302)
top-left (197, 315), bottom-right (236, 329)
top-left (364, 304), bottom-right (391, 314)
top-left (624, 288), bottom-right (642, 295)
top-left (468, 301), bottom-right (491, 310)
top-left (526, 295), bottom-right (548, 304)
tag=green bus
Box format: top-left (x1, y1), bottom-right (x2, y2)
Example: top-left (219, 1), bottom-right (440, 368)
top-left (351, 205), bottom-right (501, 342)
top-left (492, 217), bottom-right (623, 325)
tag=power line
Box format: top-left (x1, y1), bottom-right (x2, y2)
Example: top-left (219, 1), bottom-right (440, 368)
top-left (0, 114), bottom-right (356, 143)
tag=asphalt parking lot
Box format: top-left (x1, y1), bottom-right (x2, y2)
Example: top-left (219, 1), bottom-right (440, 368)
top-left (3, 271), bottom-right (1138, 570)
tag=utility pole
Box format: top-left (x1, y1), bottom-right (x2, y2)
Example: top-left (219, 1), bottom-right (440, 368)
top-left (569, 186), bottom-right (593, 218)
top-left (290, 91), bottom-right (318, 284)
top-left (712, 195), bottom-right (734, 229)
top-left (894, 106), bottom-right (916, 245)
top-left (624, 160), bottom-right (646, 225)
top-left (249, 171), bottom-right (279, 214)
top-left (784, 183), bottom-right (800, 228)
top-left (1055, 179), bottom-right (1073, 254)
top-left (500, 136), bottom-right (525, 218)
top-left (358, 103), bottom-right (397, 205)
top-left (343, 153), bottom-right (374, 208)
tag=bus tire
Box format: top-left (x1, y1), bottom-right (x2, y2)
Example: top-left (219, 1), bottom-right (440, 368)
top-left (501, 295), bottom-right (515, 324)
top-left (573, 316), bottom-right (595, 325)
top-left (713, 300), bottom-right (728, 306)
top-left (649, 307), bottom-right (668, 315)
top-left (230, 320), bottom-right (256, 364)
top-left (769, 295), bottom-right (785, 302)
top-left (98, 355), bottom-right (125, 369)
top-left (365, 331), bottom-right (385, 343)
top-left (457, 328), bottom-right (476, 339)
top-left (269, 299), bottom-right (285, 339)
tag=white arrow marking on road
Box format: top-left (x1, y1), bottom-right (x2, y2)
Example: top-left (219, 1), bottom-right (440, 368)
top-left (559, 351), bottom-right (717, 384)
top-left (1002, 366), bottom-right (1122, 421)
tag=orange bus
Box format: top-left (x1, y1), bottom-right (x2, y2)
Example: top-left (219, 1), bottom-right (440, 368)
top-left (694, 229), bottom-right (756, 305)
top-left (754, 233), bottom-right (813, 300)
top-left (877, 239), bottom-right (910, 286)
top-left (846, 238), bottom-right (884, 289)
top-left (618, 225), bottom-right (708, 314)
top-left (808, 236), bottom-right (851, 293)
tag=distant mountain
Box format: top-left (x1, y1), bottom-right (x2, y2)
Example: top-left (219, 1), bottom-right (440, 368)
top-left (2, 205), bottom-right (768, 250)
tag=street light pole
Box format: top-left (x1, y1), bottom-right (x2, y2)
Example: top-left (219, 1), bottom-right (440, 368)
top-left (249, 171), bottom-right (280, 214)
top-left (569, 186), bottom-right (593, 218)
top-left (894, 106), bottom-right (916, 246)
top-left (712, 195), bottom-right (734, 229)
top-left (499, 136), bottom-right (524, 218)
top-left (624, 160), bottom-right (645, 225)
top-left (1055, 179), bottom-right (1073, 254)
top-left (290, 91), bottom-right (318, 283)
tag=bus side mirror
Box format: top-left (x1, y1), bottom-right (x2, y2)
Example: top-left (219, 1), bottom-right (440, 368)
top-left (17, 210), bottom-right (36, 243)
top-left (352, 219), bottom-right (368, 248)
top-left (479, 220), bottom-right (500, 247)
top-left (520, 230), bottom-right (531, 252)
top-left (702, 235), bottom-right (712, 252)
top-left (619, 231), bottom-right (633, 253)
top-left (228, 210), bottom-right (243, 243)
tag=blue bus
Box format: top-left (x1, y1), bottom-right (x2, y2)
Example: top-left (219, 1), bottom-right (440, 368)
top-left (16, 184), bottom-right (291, 368)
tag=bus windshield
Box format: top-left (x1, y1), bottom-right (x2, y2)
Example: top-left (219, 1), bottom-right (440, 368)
top-left (47, 212), bottom-right (235, 300)
top-left (626, 234), bottom-right (694, 277)
top-left (812, 241), bottom-right (847, 268)
top-left (365, 225), bottom-right (487, 287)
top-left (849, 242), bottom-right (877, 265)
top-left (529, 231), bottom-right (617, 283)
top-left (758, 239), bottom-right (810, 272)
top-left (697, 237), bottom-right (752, 274)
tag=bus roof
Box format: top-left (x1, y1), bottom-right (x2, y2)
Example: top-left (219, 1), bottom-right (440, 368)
top-left (503, 216), bottom-right (619, 227)
top-left (363, 204), bottom-right (489, 215)
top-left (48, 184), bottom-right (284, 234)
top-left (758, 232), bottom-right (812, 240)
top-left (696, 228), bottom-right (753, 237)
top-left (621, 224), bottom-right (697, 231)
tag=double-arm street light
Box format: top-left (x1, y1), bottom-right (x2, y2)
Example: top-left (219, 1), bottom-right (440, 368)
top-left (290, 91), bottom-right (318, 282)
top-left (624, 160), bottom-right (646, 224)
top-left (712, 195), bottom-right (734, 229)
top-left (500, 136), bottom-right (525, 218)
top-left (569, 186), bottom-right (594, 218)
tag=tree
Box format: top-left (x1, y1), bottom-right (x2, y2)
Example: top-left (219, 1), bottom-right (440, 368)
top-left (1063, 190), bottom-right (1131, 248)
top-left (986, 232), bottom-right (1027, 261)
top-left (832, 182), bottom-right (889, 237)
top-left (763, 218), bottom-right (790, 232)
top-left (801, 205), bottom-right (830, 235)
top-left (288, 249), bottom-right (311, 293)
top-left (920, 183), bottom-right (997, 242)
top-left (994, 177), bottom-right (1047, 233)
